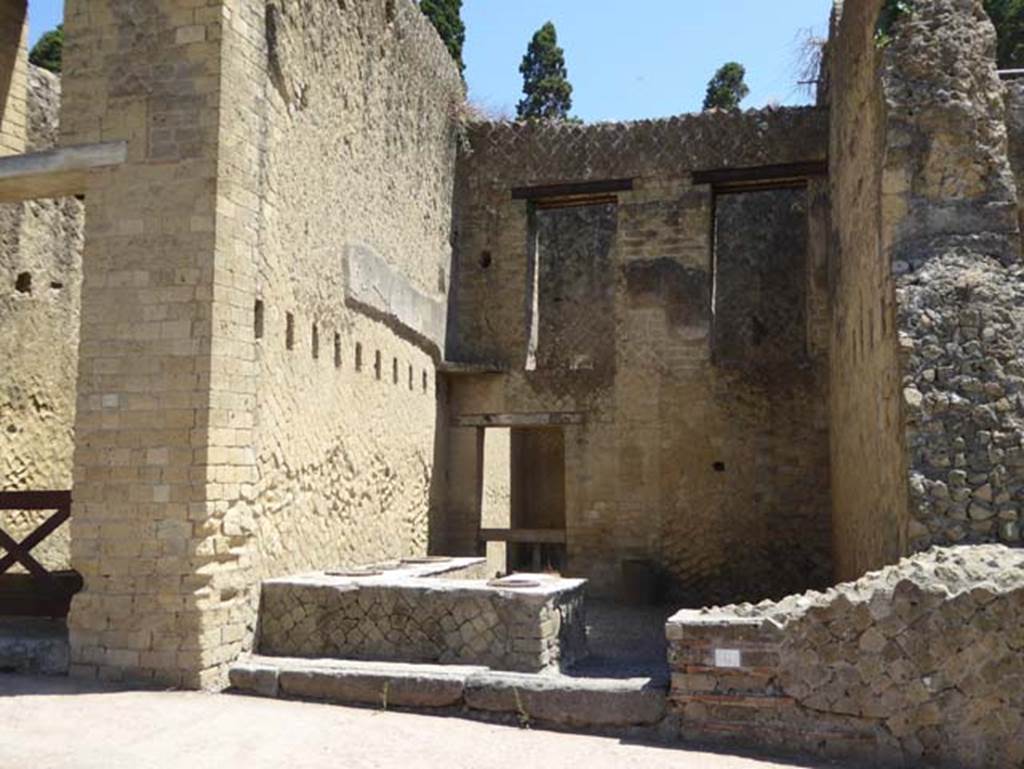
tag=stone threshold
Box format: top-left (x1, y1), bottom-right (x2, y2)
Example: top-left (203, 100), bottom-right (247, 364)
top-left (229, 655), bottom-right (667, 730)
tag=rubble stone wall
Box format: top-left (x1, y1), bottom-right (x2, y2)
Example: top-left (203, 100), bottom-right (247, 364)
top-left (667, 545), bottom-right (1024, 768)
top-left (0, 67), bottom-right (84, 571)
top-left (447, 112), bottom-right (834, 604)
top-left (884, 0), bottom-right (1023, 552)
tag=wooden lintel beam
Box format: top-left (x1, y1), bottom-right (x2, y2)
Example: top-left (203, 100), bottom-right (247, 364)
top-left (691, 160), bottom-right (828, 192)
top-left (479, 528), bottom-right (567, 545)
top-left (453, 412), bottom-right (585, 428)
top-left (511, 178), bottom-right (633, 202)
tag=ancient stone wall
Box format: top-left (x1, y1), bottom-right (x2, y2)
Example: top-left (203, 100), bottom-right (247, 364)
top-left (884, 0), bottom-right (1023, 552)
top-left (0, 0), bottom-right (26, 156)
top-left (241, 0), bottom-right (462, 586)
top-left (826, 0), bottom-right (910, 581)
top-left (448, 112), bottom-right (834, 603)
top-left (532, 204), bottom-right (617, 372)
top-left (60, 0), bottom-right (462, 689)
top-left (667, 545), bottom-right (1024, 768)
top-left (1007, 76), bottom-right (1024, 231)
top-left (61, 0), bottom-right (239, 688)
top-left (0, 66), bottom-right (84, 571)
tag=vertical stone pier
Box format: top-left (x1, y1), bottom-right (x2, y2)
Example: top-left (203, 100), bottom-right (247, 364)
top-left (0, 0), bottom-right (26, 157)
top-left (62, 0), bottom-right (257, 688)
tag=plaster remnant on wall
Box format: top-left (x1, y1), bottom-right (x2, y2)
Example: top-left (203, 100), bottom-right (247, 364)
top-left (344, 243), bottom-right (448, 356)
top-left (623, 257), bottom-right (709, 336)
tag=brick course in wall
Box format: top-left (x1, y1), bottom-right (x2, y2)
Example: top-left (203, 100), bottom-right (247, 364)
top-left (667, 545), bottom-right (1024, 768)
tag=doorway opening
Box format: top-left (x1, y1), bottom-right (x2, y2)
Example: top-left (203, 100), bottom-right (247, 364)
top-left (479, 426), bottom-right (567, 575)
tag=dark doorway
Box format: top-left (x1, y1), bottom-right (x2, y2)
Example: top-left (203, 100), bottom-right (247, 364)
top-left (509, 427), bottom-right (567, 572)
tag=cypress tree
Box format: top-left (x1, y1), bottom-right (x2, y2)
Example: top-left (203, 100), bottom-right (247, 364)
top-left (421, 0), bottom-right (466, 75)
top-left (702, 62), bottom-right (750, 111)
top-left (517, 22), bottom-right (574, 121)
top-left (29, 24), bottom-right (63, 74)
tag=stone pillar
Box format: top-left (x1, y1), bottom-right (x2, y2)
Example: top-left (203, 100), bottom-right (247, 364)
top-left (827, 0), bottom-right (910, 582)
top-left (62, 0), bottom-right (259, 688)
top-left (0, 0), bottom-right (27, 156)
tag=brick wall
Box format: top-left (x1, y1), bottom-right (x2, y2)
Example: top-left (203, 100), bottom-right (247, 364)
top-left (826, 0), bottom-right (910, 581)
top-left (61, 0), bottom-right (235, 688)
top-left (447, 112), bottom-right (834, 603)
top-left (0, 0), bottom-right (26, 156)
top-left (60, 0), bottom-right (464, 688)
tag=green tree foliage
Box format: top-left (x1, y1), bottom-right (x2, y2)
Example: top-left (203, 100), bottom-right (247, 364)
top-left (984, 0), bottom-right (1024, 69)
top-left (29, 23), bottom-right (63, 74)
top-left (702, 62), bottom-right (749, 111)
top-left (517, 22), bottom-right (574, 121)
top-left (875, 0), bottom-right (912, 46)
top-left (877, 0), bottom-right (1022, 67)
top-left (420, 0), bottom-right (465, 75)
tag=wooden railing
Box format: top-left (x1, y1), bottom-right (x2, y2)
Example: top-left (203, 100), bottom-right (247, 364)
top-left (0, 490), bottom-right (81, 617)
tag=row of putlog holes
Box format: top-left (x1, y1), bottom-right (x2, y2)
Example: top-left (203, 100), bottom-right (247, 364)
top-left (254, 300), bottom-right (429, 393)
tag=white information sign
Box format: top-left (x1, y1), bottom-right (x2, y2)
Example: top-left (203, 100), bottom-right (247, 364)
top-left (714, 648), bottom-right (742, 668)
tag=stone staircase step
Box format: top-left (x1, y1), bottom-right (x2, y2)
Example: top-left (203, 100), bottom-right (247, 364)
top-left (230, 656), bottom-right (486, 708)
top-left (229, 655), bottom-right (667, 729)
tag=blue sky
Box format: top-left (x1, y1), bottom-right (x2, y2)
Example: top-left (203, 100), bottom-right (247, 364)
top-left (29, 0), bottom-right (833, 122)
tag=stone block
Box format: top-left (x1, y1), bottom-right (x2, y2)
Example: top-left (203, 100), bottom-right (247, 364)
top-left (464, 671), bottom-right (667, 727)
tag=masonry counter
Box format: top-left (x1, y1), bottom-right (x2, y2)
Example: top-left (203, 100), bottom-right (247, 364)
top-left (257, 557), bottom-right (587, 673)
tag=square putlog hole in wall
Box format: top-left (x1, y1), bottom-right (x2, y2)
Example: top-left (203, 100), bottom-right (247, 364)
top-left (254, 300), bottom-right (265, 339)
